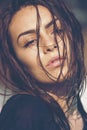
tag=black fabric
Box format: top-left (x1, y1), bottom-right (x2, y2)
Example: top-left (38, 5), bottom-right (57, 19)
top-left (0, 94), bottom-right (58, 130)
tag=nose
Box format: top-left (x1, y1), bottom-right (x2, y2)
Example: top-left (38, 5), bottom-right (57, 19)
top-left (42, 43), bottom-right (57, 54)
top-left (39, 28), bottom-right (58, 54)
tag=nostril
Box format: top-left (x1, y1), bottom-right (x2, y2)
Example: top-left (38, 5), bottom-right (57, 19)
top-left (54, 45), bottom-right (57, 48)
top-left (46, 44), bottom-right (57, 52)
top-left (47, 48), bottom-right (52, 51)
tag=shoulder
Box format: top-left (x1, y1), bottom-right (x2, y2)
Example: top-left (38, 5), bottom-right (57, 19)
top-left (1, 94), bottom-right (51, 116)
top-left (0, 94), bottom-right (54, 130)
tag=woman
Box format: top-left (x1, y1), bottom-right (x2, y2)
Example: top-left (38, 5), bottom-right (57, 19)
top-left (0, 0), bottom-right (87, 129)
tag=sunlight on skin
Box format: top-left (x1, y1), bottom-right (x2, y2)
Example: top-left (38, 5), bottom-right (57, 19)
top-left (9, 5), bottom-right (70, 83)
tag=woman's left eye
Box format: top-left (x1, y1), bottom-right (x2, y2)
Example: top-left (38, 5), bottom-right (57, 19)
top-left (52, 28), bottom-right (63, 35)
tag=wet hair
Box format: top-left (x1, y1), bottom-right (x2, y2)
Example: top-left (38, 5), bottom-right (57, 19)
top-left (0, 0), bottom-right (87, 129)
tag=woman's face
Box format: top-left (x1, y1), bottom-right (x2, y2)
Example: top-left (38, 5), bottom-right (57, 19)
top-left (9, 5), bottom-right (70, 83)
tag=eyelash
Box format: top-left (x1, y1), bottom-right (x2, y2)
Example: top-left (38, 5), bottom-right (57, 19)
top-left (24, 39), bottom-right (37, 48)
top-left (24, 29), bottom-right (63, 48)
top-left (52, 28), bottom-right (63, 35)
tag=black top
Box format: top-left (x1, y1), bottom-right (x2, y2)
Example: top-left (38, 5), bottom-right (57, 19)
top-left (0, 94), bottom-right (58, 130)
top-left (0, 94), bottom-right (87, 130)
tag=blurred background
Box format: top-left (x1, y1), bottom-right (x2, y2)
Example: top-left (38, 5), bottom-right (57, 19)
top-left (0, 0), bottom-right (87, 110)
top-left (65, 0), bottom-right (87, 71)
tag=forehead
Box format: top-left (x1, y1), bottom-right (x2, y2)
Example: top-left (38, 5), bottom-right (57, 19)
top-left (9, 5), bottom-right (52, 34)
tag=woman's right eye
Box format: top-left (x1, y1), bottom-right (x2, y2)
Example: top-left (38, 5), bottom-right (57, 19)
top-left (24, 39), bottom-right (37, 48)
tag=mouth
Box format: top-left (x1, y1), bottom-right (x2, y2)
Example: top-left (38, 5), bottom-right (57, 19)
top-left (46, 56), bottom-right (65, 68)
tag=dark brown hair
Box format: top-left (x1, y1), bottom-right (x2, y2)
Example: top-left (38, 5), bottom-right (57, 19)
top-left (0, 0), bottom-right (86, 129)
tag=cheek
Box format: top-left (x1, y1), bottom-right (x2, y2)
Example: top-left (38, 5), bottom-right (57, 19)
top-left (15, 49), bottom-right (38, 70)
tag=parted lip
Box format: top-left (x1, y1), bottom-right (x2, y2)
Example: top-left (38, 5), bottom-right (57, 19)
top-left (46, 56), bottom-right (65, 68)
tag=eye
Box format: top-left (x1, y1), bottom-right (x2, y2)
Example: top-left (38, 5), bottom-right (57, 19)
top-left (53, 28), bottom-right (64, 35)
top-left (52, 28), bottom-right (64, 43)
top-left (24, 39), bottom-right (37, 48)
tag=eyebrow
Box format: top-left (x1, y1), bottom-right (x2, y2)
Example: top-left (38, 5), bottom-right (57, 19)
top-left (17, 18), bottom-right (58, 43)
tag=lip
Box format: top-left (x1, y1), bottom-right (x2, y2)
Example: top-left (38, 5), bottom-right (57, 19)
top-left (46, 56), bottom-right (65, 68)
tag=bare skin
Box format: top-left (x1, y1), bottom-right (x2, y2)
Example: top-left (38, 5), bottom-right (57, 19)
top-left (9, 5), bottom-right (70, 83)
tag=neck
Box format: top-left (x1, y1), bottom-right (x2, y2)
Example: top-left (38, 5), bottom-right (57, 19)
top-left (36, 78), bottom-right (73, 97)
